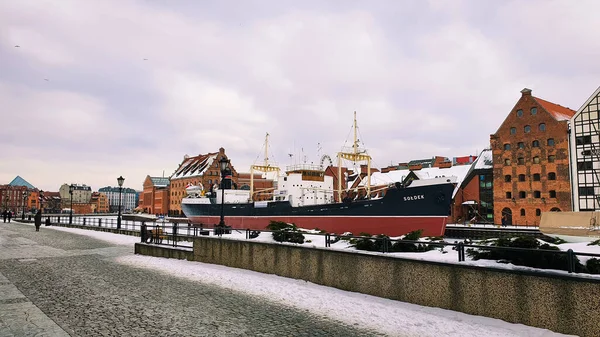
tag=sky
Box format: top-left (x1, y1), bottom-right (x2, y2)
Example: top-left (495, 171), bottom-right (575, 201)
top-left (44, 224), bottom-right (576, 336)
top-left (1, 0), bottom-right (599, 192)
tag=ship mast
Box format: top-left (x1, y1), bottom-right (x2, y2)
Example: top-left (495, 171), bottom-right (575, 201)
top-left (337, 111), bottom-right (371, 202)
top-left (250, 132), bottom-right (280, 201)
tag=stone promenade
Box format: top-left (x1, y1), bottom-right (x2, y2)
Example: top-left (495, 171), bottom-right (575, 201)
top-left (0, 222), bottom-right (383, 336)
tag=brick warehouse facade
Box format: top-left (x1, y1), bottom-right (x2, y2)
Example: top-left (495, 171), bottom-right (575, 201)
top-left (490, 88), bottom-right (575, 226)
top-left (169, 148), bottom-right (239, 216)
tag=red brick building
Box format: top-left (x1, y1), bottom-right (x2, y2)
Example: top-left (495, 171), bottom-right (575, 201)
top-left (139, 176), bottom-right (170, 215)
top-left (490, 88), bottom-right (575, 226)
top-left (169, 148), bottom-right (240, 216)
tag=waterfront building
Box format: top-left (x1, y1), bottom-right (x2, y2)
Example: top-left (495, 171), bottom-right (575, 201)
top-left (139, 176), bottom-right (170, 215)
top-left (168, 148), bottom-right (240, 216)
top-left (98, 186), bottom-right (137, 212)
top-left (568, 86), bottom-right (600, 211)
top-left (490, 88), bottom-right (575, 226)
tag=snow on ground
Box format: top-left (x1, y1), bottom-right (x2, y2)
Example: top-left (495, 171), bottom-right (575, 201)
top-left (26, 223), bottom-right (578, 336)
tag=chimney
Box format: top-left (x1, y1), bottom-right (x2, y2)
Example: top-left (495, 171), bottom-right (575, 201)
top-left (521, 88), bottom-right (532, 96)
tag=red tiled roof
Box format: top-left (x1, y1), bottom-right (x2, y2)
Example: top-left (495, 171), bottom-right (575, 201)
top-left (533, 96), bottom-right (576, 121)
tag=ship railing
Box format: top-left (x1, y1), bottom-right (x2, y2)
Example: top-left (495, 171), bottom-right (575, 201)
top-left (285, 163), bottom-right (323, 172)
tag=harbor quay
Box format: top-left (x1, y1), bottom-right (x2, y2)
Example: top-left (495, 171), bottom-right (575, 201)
top-left (0, 221), bottom-right (382, 337)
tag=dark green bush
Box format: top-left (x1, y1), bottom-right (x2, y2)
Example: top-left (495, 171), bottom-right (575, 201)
top-left (586, 258), bottom-right (600, 274)
top-left (467, 236), bottom-right (585, 273)
top-left (588, 239), bottom-right (600, 246)
top-left (267, 221), bottom-right (305, 244)
top-left (539, 236), bottom-right (567, 245)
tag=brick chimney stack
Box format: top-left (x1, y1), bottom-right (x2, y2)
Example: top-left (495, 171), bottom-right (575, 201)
top-left (521, 88), bottom-right (532, 96)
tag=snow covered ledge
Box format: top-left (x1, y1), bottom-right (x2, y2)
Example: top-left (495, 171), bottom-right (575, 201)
top-left (193, 236), bottom-right (600, 337)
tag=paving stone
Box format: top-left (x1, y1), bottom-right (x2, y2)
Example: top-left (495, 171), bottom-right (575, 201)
top-left (0, 222), bottom-right (385, 336)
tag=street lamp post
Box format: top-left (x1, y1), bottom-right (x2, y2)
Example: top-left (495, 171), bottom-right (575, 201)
top-left (21, 190), bottom-right (28, 220)
top-left (117, 176), bottom-right (124, 229)
top-left (218, 157), bottom-right (230, 226)
top-left (69, 184), bottom-right (74, 224)
top-left (39, 190), bottom-right (44, 214)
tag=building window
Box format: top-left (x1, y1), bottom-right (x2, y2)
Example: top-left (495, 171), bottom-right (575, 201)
top-left (576, 135), bottom-right (592, 145)
top-left (504, 143), bottom-right (511, 150)
top-left (579, 187), bottom-right (594, 196)
top-left (533, 173), bottom-right (541, 181)
top-left (517, 109), bottom-right (523, 117)
top-left (506, 192), bottom-right (512, 199)
top-left (520, 209), bottom-right (526, 216)
top-left (577, 161), bottom-right (593, 171)
top-left (504, 158), bottom-right (511, 165)
top-left (536, 209), bottom-right (541, 216)
top-left (519, 191), bottom-right (526, 198)
top-left (547, 138), bottom-right (555, 146)
top-left (532, 140), bottom-right (540, 147)
top-left (533, 156), bottom-right (540, 164)
top-left (518, 157), bottom-right (525, 165)
top-left (531, 107), bottom-right (537, 115)
top-left (518, 142), bottom-right (525, 149)
top-left (505, 175), bottom-right (511, 182)
top-left (539, 123), bottom-right (546, 131)
top-left (518, 174), bottom-right (525, 182)
top-left (510, 127), bottom-right (517, 135)
top-left (549, 190), bottom-right (557, 198)
top-left (534, 191), bottom-right (541, 198)
top-left (524, 125), bottom-right (531, 133)
top-left (548, 172), bottom-right (556, 180)
top-left (548, 155), bottom-right (556, 163)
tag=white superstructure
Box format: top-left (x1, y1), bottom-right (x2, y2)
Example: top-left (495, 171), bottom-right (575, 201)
top-left (272, 164), bottom-right (334, 207)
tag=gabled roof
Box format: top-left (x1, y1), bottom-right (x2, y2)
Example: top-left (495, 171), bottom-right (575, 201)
top-left (171, 152), bottom-right (218, 180)
top-left (458, 148), bottom-right (493, 191)
top-left (571, 86), bottom-right (600, 120)
top-left (150, 177), bottom-right (170, 187)
top-left (533, 96), bottom-right (576, 121)
top-left (9, 176), bottom-right (35, 189)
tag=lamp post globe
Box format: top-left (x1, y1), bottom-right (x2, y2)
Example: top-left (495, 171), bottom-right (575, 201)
top-left (218, 157), bottom-right (230, 227)
top-left (117, 176), bottom-right (124, 230)
top-left (69, 184), bottom-right (74, 224)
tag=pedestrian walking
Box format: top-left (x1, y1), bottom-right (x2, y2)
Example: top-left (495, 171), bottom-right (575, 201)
top-left (34, 210), bottom-right (42, 232)
top-left (2, 210), bottom-right (6, 223)
top-left (7, 211), bottom-right (12, 223)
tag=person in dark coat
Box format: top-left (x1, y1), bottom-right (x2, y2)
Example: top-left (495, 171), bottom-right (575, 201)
top-left (2, 210), bottom-right (6, 223)
top-left (7, 211), bottom-right (12, 223)
top-left (34, 210), bottom-right (42, 232)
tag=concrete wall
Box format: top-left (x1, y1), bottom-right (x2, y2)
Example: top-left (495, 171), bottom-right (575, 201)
top-left (135, 243), bottom-right (193, 260)
top-left (193, 237), bottom-right (600, 337)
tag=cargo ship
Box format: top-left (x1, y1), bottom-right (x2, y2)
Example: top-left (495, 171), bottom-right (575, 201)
top-left (181, 113), bottom-right (455, 237)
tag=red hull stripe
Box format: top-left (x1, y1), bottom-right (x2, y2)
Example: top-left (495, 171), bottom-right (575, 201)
top-left (187, 215), bottom-right (447, 237)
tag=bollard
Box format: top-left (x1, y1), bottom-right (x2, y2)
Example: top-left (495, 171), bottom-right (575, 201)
top-left (567, 249), bottom-right (574, 273)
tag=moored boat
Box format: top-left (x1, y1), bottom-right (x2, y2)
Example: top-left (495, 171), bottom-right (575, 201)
top-left (181, 112), bottom-right (455, 236)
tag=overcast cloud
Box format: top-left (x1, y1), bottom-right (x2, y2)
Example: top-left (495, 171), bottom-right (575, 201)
top-left (1, 0), bottom-right (599, 191)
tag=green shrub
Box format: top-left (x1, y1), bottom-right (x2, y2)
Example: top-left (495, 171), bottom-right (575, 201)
top-left (266, 220), bottom-right (296, 231)
top-left (467, 236), bottom-right (585, 273)
top-left (586, 258), bottom-right (600, 274)
top-left (403, 229), bottom-right (423, 241)
top-left (389, 229), bottom-right (434, 253)
top-left (539, 236), bottom-right (567, 245)
top-left (267, 221), bottom-right (304, 244)
top-left (588, 239), bottom-right (600, 246)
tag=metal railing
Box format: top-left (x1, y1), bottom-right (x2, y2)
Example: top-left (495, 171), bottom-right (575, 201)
top-left (35, 216), bottom-right (600, 275)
